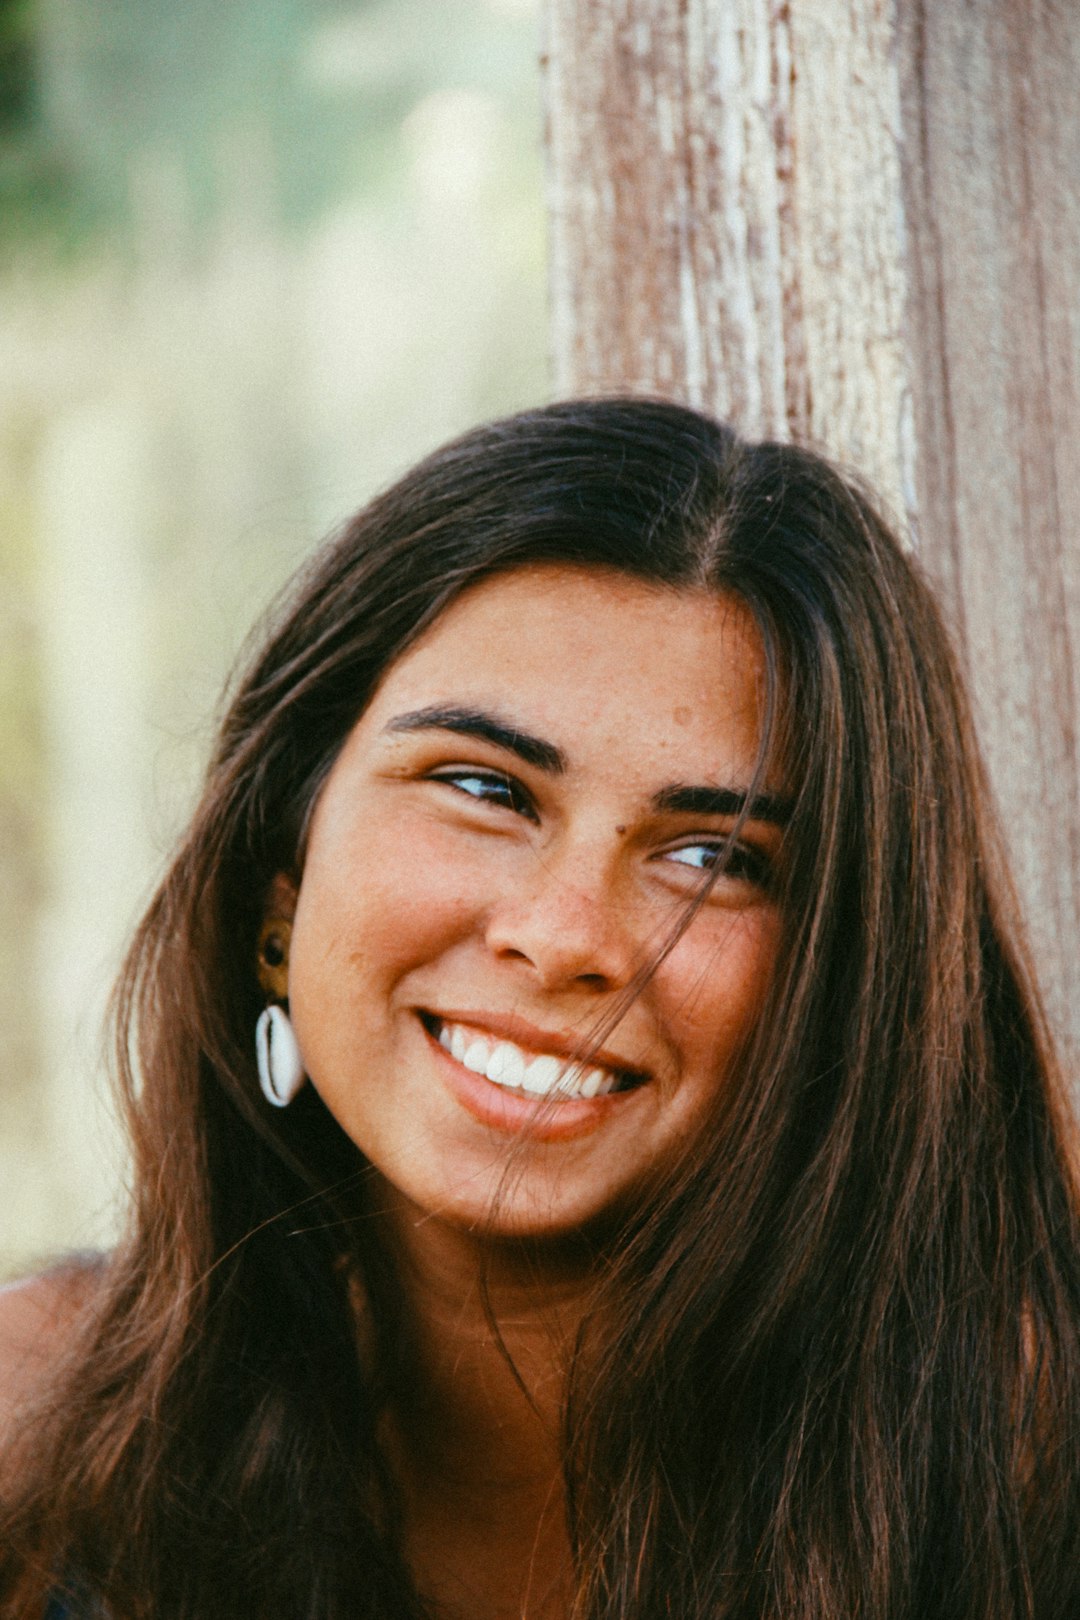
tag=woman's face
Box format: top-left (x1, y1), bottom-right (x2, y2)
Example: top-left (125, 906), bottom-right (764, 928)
top-left (283, 565), bottom-right (786, 1238)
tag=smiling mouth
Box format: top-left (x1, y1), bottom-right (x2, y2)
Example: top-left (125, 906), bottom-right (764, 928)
top-left (420, 1013), bottom-right (648, 1101)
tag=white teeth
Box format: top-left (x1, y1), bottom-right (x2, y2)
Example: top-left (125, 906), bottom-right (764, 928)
top-left (488, 1042), bottom-right (526, 1087)
top-left (435, 1019), bottom-right (626, 1101)
top-left (523, 1054), bottom-right (562, 1094)
top-left (462, 1038), bottom-right (491, 1074)
top-left (580, 1067), bottom-right (605, 1099)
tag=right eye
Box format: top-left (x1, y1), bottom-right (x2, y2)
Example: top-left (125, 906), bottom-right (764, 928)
top-left (428, 767), bottom-right (538, 822)
top-left (661, 837), bottom-right (772, 890)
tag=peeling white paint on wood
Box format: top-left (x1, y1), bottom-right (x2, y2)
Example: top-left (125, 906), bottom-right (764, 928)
top-left (543, 0), bottom-right (1080, 1070)
top-left (543, 0), bottom-right (912, 515)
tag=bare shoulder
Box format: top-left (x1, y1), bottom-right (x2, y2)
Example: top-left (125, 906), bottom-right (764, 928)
top-left (0, 1263), bottom-right (101, 1438)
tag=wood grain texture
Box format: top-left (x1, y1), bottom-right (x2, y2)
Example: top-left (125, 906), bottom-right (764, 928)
top-left (543, 0), bottom-right (914, 514)
top-left (543, 0), bottom-right (1080, 1069)
top-left (897, 0), bottom-right (1080, 1072)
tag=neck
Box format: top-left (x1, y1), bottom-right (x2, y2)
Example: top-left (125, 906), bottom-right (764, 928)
top-left (368, 1185), bottom-right (596, 1618)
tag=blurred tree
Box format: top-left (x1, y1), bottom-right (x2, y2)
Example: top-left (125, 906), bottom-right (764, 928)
top-left (0, 0), bottom-right (71, 232)
top-left (0, 0), bottom-right (33, 131)
top-left (0, 0), bottom-right (548, 1273)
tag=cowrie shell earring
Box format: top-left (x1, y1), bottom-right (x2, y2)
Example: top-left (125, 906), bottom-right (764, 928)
top-left (256, 1004), bottom-right (306, 1108)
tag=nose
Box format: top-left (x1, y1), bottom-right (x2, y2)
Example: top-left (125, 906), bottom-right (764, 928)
top-left (484, 845), bottom-right (640, 992)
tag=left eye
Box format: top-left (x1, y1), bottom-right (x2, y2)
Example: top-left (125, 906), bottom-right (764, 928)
top-left (665, 842), bottom-right (720, 869)
top-left (429, 768), bottom-right (537, 820)
top-left (664, 840), bottom-right (768, 885)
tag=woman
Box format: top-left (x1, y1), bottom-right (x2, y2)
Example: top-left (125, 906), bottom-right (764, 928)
top-left (1, 398), bottom-right (1078, 1619)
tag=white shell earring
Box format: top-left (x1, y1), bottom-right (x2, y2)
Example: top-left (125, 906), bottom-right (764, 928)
top-left (255, 1004), bottom-right (306, 1107)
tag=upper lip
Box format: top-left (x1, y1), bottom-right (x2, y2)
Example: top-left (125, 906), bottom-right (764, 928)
top-left (421, 1007), bottom-right (650, 1082)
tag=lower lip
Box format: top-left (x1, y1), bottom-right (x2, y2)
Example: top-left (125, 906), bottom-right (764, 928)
top-left (421, 1019), bottom-right (644, 1141)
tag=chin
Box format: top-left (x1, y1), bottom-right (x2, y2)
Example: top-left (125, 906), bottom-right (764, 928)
top-left (391, 1168), bottom-right (644, 1251)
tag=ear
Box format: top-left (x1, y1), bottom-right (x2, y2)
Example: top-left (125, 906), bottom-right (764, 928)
top-left (257, 874), bottom-right (299, 1000)
top-left (264, 872), bottom-right (298, 923)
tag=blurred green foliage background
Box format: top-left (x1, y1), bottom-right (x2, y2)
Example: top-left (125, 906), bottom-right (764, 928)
top-left (0, 0), bottom-right (547, 1275)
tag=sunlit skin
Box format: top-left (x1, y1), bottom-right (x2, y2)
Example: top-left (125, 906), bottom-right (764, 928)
top-left (283, 564), bottom-right (786, 1244)
top-left (272, 570), bottom-right (788, 1613)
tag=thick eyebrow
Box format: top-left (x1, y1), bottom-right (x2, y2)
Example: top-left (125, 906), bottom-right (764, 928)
top-left (384, 704), bottom-right (567, 774)
top-left (652, 783), bottom-right (792, 826)
top-left (385, 705), bottom-right (788, 822)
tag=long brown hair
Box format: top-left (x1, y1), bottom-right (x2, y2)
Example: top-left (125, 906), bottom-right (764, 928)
top-left (3, 399), bottom-right (1079, 1618)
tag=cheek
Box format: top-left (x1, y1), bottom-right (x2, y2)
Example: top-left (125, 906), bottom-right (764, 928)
top-left (292, 814), bottom-right (495, 992)
top-left (663, 909), bottom-right (781, 1067)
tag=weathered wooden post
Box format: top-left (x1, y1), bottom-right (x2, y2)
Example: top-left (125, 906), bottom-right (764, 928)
top-left (543, 0), bottom-right (1080, 1072)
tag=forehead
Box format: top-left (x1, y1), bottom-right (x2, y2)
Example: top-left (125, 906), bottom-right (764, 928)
top-left (363, 565), bottom-right (770, 783)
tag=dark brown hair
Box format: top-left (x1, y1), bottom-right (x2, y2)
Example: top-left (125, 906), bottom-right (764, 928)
top-left (3, 398), bottom-right (1079, 1618)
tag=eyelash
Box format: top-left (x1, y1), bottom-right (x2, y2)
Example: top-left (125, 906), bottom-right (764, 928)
top-left (664, 840), bottom-right (770, 887)
top-left (428, 768), bottom-right (770, 887)
top-left (428, 766), bottom-right (539, 821)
